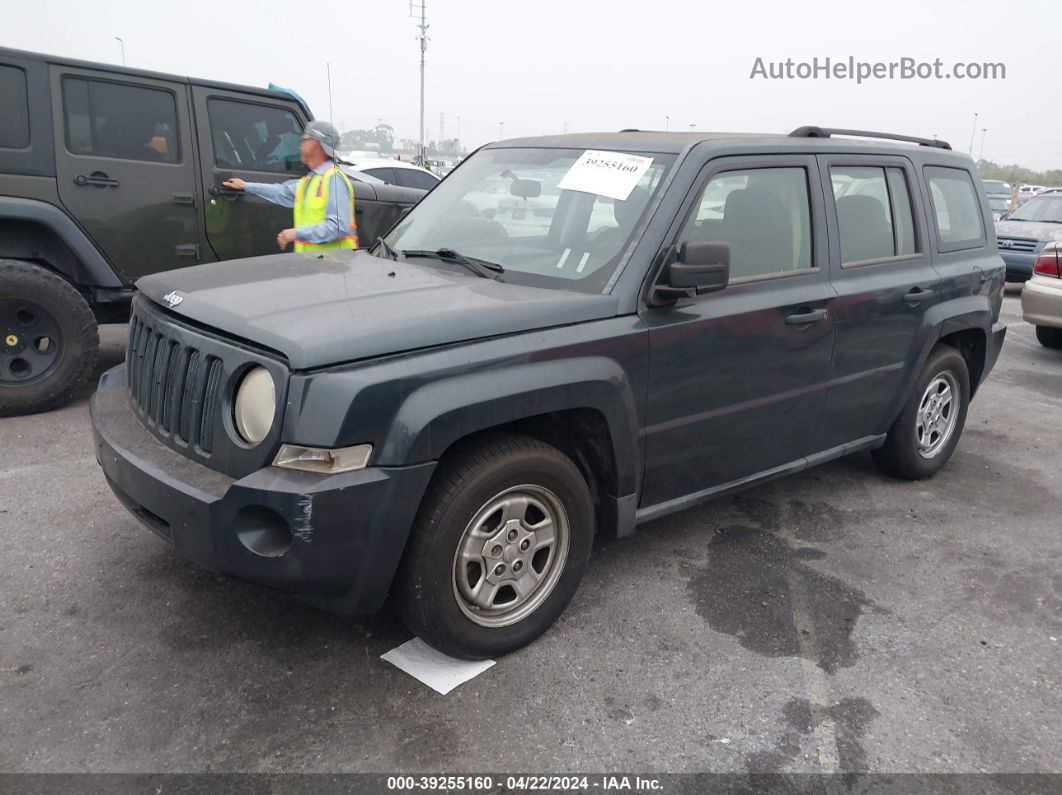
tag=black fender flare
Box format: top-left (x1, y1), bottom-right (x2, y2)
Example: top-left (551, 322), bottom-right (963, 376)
top-left (882, 296), bottom-right (991, 431)
top-left (377, 356), bottom-right (642, 499)
top-left (0, 196), bottom-right (125, 288)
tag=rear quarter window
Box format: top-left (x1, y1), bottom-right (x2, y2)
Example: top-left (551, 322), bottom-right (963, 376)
top-left (0, 65), bottom-right (30, 149)
top-left (395, 168), bottom-right (439, 190)
top-left (924, 166), bottom-right (985, 253)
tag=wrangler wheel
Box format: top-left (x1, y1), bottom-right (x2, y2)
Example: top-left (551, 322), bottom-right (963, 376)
top-left (0, 260), bottom-right (98, 416)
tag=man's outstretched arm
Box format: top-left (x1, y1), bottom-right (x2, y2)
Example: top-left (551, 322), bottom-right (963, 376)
top-left (222, 177), bottom-right (298, 208)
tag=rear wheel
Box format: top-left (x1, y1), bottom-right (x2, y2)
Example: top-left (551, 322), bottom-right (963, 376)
top-left (872, 346), bottom-right (970, 480)
top-left (395, 433), bottom-right (594, 659)
top-left (0, 260), bottom-right (98, 416)
top-left (1035, 325), bottom-right (1062, 349)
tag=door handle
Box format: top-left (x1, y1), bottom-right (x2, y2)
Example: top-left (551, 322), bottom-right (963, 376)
top-left (785, 308), bottom-right (828, 325)
top-left (903, 287), bottom-right (935, 305)
top-left (209, 184), bottom-right (245, 199)
top-left (74, 172), bottom-right (119, 188)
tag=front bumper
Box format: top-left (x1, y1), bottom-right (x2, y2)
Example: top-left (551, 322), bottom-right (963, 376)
top-left (1021, 276), bottom-right (1062, 329)
top-left (999, 251), bottom-right (1037, 282)
top-left (90, 365), bottom-right (436, 613)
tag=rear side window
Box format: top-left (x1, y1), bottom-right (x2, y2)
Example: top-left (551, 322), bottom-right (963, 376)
top-left (0, 65), bottom-right (30, 149)
top-left (677, 166), bottom-right (813, 281)
top-left (206, 99), bottom-right (303, 173)
top-left (830, 166), bottom-right (919, 265)
top-left (364, 167), bottom-right (398, 184)
top-left (395, 168), bottom-right (439, 190)
top-left (62, 77), bottom-right (179, 162)
top-left (924, 166), bottom-right (985, 252)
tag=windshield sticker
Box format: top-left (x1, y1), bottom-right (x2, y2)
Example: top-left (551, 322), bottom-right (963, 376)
top-left (558, 150), bottom-right (655, 201)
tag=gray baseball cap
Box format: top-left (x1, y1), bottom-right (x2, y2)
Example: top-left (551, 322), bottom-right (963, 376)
top-left (304, 120), bottom-right (341, 158)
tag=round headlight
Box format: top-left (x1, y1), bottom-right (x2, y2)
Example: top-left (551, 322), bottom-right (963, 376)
top-left (234, 367), bottom-right (276, 445)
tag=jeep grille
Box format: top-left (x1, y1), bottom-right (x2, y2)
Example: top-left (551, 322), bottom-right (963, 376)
top-left (127, 312), bottom-right (224, 453)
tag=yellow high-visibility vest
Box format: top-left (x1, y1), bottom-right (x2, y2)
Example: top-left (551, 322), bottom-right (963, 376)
top-left (292, 166), bottom-right (358, 252)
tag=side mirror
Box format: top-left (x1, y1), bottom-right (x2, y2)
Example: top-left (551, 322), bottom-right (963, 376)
top-left (652, 242), bottom-right (730, 304)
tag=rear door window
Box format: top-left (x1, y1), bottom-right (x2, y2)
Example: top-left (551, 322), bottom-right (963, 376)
top-left (206, 99), bottom-right (303, 173)
top-left (61, 77), bottom-right (179, 162)
top-left (830, 165), bottom-right (919, 264)
top-left (0, 65), bottom-right (30, 149)
top-left (394, 168), bottom-right (439, 190)
top-left (924, 166), bottom-right (985, 252)
top-left (364, 167), bottom-right (398, 184)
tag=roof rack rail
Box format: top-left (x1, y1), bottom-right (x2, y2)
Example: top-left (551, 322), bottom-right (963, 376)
top-left (788, 126), bottom-right (952, 150)
top-left (619, 128), bottom-right (641, 132)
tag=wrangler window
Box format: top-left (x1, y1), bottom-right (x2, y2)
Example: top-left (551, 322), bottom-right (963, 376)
top-left (0, 65), bottom-right (30, 149)
top-left (206, 99), bottom-right (302, 173)
top-left (62, 77), bottom-right (179, 162)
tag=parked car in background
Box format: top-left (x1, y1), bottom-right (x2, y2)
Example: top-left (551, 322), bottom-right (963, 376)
top-left (982, 179), bottom-right (1012, 220)
top-left (0, 46), bottom-right (425, 417)
top-left (90, 126), bottom-right (1006, 659)
top-left (1015, 184), bottom-right (1045, 206)
top-left (1020, 239), bottom-right (1062, 348)
top-left (995, 190), bottom-right (1062, 282)
top-left (342, 157), bottom-right (441, 190)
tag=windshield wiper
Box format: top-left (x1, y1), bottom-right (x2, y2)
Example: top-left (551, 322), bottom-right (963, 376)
top-left (401, 248), bottom-right (505, 279)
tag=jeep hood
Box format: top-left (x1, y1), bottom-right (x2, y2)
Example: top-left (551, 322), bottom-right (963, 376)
top-left (136, 251), bottom-right (620, 369)
top-left (995, 219), bottom-right (1062, 241)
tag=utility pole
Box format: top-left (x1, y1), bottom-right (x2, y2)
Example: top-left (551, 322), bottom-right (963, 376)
top-left (499, 121), bottom-right (505, 139)
top-left (440, 111), bottom-right (445, 152)
top-left (456, 115), bottom-right (461, 153)
top-left (968, 112), bottom-right (978, 154)
top-left (978, 128), bottom-right (988, 161)
top-left (666, 115), bottom-right (670, 131)
top-left (410, 1), bottom-right (429, 165)
top-left (114, 36), bottom-right (125, 66)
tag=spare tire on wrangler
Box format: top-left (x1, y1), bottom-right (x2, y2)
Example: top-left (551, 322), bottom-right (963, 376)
top-left (0, 259), bottom-right (99, 416)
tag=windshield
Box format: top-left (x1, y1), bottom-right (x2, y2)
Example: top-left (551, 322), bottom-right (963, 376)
top-left (983, 180), bottom-right (1010, 195)
top-left (380, 147), bottom-right (675, 292)
top-left (1008, 195), bottom-right (1062, 223)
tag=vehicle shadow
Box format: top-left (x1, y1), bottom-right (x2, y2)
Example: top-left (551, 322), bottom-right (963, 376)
top-left (73, 322), bottom-right (128, 406)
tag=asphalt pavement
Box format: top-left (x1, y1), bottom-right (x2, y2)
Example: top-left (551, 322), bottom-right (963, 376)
top-left (1, 292), bottom-right (1060, 775)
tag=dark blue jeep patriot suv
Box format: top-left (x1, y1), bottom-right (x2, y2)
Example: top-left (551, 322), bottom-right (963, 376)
top-left (91, 127), bottom-right (1007, 659)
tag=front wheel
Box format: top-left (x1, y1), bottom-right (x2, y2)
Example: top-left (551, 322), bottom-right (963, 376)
top-left (0, 260), bottom-right (99, 416)
top-left (872, 346), bottom-right (970, 480)
top-left (395, 433), bottom-right (595, 659)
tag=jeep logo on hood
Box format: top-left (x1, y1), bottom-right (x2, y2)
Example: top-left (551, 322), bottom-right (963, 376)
top-left (162, 291), bottom-right (184, 308)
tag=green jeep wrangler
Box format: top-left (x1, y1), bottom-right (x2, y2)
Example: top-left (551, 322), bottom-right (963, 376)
top-left (0, 46), bottom-right (424, 416)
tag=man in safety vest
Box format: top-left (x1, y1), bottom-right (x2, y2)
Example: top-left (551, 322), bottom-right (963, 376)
top-left (222, 120), bottom-right (358, 252)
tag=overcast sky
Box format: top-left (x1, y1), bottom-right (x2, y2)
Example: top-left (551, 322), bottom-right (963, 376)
top-left (4, 0), bottom-right (1060, 169)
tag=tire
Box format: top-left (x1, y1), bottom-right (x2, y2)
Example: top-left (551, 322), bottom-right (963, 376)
top-left (0, 260), bottom-right (99, 416)
top-left (872, 345), bottom-right (970, 480)
top-left (1035, 326), bottom-right (1062, 349)
top-left (395, 433), bottom-right (595, 660)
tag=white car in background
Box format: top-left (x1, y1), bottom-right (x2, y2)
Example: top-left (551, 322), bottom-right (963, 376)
top-left (341, 157), bottom-right (441, 190)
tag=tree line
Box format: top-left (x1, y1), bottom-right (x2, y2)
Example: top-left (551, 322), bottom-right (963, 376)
top-left (977, 159), bottom-right (1062, 187)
